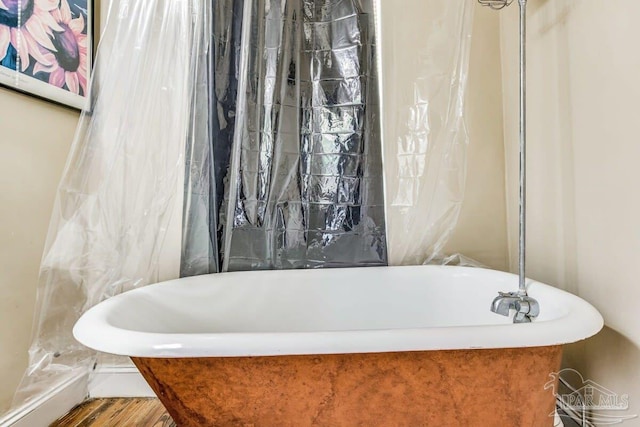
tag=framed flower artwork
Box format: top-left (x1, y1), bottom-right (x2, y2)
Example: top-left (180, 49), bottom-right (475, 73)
top-left (0, 0), bottom-right (92, 110)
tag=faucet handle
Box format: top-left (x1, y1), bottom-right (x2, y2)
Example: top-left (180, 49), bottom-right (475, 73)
top-left (513, 311), bottom-right (532, 323)
top-left (513, 297), bottom-right (540, 323)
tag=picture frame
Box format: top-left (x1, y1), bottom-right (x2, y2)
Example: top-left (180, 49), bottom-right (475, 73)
top-left (0, 0), bottom-right (93, 110)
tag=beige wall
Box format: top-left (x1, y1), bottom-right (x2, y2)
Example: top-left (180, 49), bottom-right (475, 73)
top-left (0, 90), bottom-right (79, 412)
top-left (501, 0), bottom-right (640, 418)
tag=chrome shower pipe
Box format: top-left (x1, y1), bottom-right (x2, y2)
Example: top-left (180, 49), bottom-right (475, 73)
top-left (517, 0), bottom-right (527, 295)
top-left (478, 0), bottom-right (528, 296)
top-left (484, 0), bottom-right (537, 322)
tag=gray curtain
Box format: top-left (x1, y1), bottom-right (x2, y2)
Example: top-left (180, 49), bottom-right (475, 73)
top-left (182, 0), bottom-right (387, 273)
top-left (181, 0), bottom-right (243, 275)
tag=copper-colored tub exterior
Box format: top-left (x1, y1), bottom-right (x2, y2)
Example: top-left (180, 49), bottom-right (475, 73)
top-left (132, 345), bottom-right (562, 427)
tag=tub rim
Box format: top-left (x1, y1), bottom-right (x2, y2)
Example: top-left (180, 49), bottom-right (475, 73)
top-left (73, 265), bottom-right (604, 358)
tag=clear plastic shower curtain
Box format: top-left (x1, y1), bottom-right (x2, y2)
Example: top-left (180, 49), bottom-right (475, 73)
top-left (8, 0), bottom-right (473, 412)
top-left (11, 0), bottom-right (206, 409)
top-left (380, 1), bottom-right (473, 266)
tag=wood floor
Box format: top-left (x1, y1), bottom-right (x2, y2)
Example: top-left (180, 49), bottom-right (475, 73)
top-left (50, 398), bottom-right (175, 427)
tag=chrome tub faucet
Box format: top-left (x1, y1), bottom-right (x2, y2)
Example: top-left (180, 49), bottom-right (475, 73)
top-left (491, 292), bottom-right (540, 323)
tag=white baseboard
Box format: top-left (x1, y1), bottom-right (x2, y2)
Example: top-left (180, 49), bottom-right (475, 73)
top-left (0, 374), bottom-right (88, 427)
top-left (89, 364), bottom-right (155, 398)
top-left (0, 365), bottom-right (154, 427)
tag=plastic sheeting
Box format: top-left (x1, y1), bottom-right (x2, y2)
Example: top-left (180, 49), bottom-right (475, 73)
top-left (380, 1), bottom-right (473, 266)
top-left (182, 0), bottom-right (387, 273)
top-left (181, 0), bottom-right (242, 276)
top-left (11, 0), bottom-right (205, 409)
top-left (222, 0), bottom-right (387, 271)
top-left (8, 0), bottom-right (473, 413)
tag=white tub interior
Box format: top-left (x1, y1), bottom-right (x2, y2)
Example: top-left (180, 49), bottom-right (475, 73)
top-left (74, 266), bottom-right (603, 357)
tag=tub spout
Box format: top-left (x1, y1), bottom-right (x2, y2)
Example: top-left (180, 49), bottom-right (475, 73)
top-left (490, 292), bottom-right (539, 323)
top-left (491, 292), bottom-right (518, 316)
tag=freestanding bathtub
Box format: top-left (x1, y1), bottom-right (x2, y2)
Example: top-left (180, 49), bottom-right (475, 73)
top-left (74, 266), bottom-right (603, 426)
